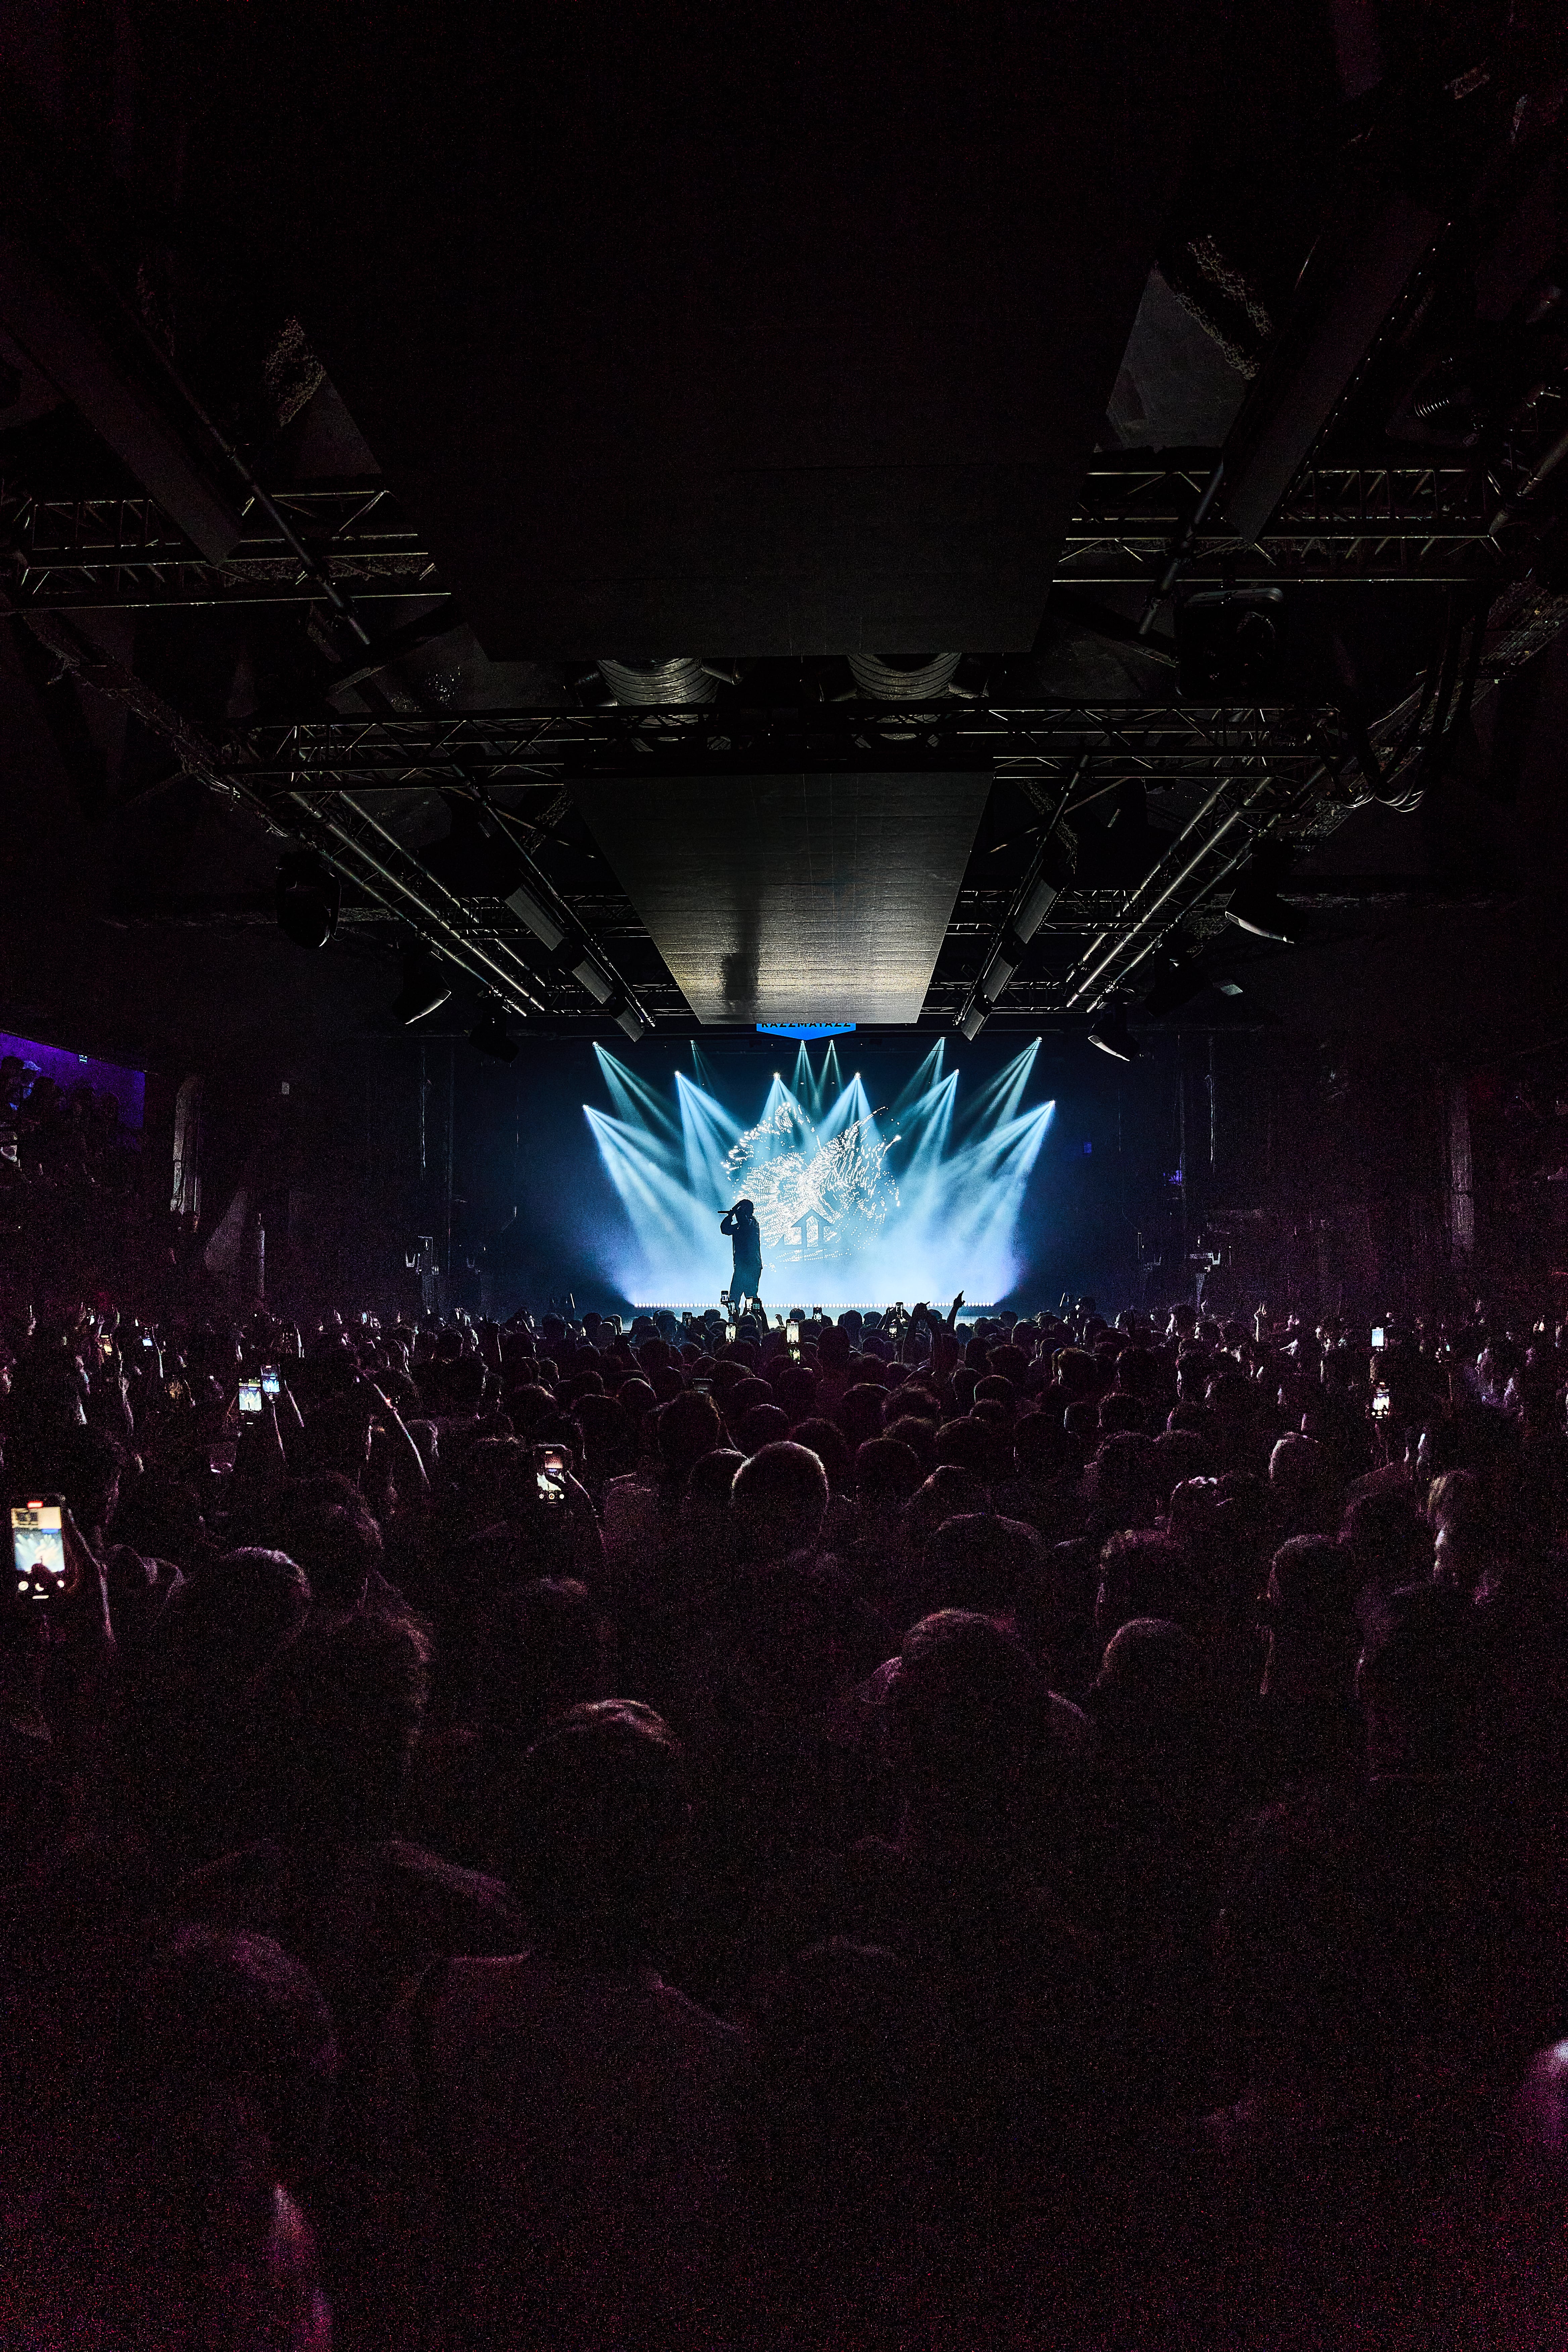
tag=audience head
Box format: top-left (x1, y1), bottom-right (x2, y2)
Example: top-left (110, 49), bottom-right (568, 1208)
top-left (655, 1389), bottom-right (724, 1482)
top-left (1012, 1411), bottom-right (1084, 1483)
top-left (732, 1440), bottom-right (830, 1562)
top-left (1258, 1536), bottom-right (1358, 1696)
top-left (130, 1924), bottom-right (339, 2193)
top-left (788, 1416), bottom-right (853, 1494)
top-left (839, 1383), bottom-right (892, 1451)
top-left (1091, 1615), bottom-right (1205, 1756)
top-left (1269, 1432), bottom-right (1339, 1536)
top-left (500, 1700), bottom-right (688, 1963)
top-left (904, 1465), bottom-right (990, 1551)
top-left (1095, 1528), bottom-right (1193, 1638)
top-left (255, 1610), bottom-right (431, 1842)
top-left (1340, 1489), bottom-right (1434, 1598)
top-left (1086, 1431), bottom-right (1164, 1527)
top-left (1357, 1582), bottom-right (1479, 1777)
top-left (854, 1436), bottom-right (924, 1508)
top-left (891, 1610), bottom-right (1050, 1812)
top-left (919, 1512), bottom-right (1041, 1619)
top-left (480, 1577), bottom-right (611, 1754)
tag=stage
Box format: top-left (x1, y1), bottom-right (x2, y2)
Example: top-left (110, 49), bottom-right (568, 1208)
top-left (584, 1036), bottom-right (1056, 1313)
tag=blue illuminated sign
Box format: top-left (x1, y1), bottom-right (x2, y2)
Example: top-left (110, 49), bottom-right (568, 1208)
top-left (754, 1023), bottom-right (858, 1041)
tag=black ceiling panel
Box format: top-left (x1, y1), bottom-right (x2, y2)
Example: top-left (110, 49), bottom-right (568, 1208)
top-left (241, 1), bottom-right (1224, 659)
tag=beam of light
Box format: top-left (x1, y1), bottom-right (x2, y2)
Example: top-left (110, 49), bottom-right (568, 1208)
top-left (589, 1102), bottom-right (732, 1292)
top-left (588, 1054), bottom-right (1054, 1309)
top-left (792, 1041), bottom-right (811, 1100)
top-left (817, 1069), bottom-right (871, 1140)
top-left (890, 1040), bottom-right (944, 1119)
top-left (593, 1044), bottom-right (681, 1145)
top-left (675, 1071), bottom-right (742, 1203)
top-left (936, 1102), bottom-right (1055, 1293)
top-left (896, 1068), bottom-right (958, 1190)
top-left (958, 1037), bottom-right (1040, 1132)
top-left (585, 1108), bottom-right (697, 1282)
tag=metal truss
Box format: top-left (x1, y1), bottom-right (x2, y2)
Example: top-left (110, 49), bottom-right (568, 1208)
top-left (0, 455), bottom-right (1527, 617)
top-left (0, 484), bottom-right (442, 614)
top-left (235, 703), bottom-right (1333, 1030)
top-left (1059, 458), bottom-right (1506, 588)
top-left (230, 701), bottom-right (1359, 789)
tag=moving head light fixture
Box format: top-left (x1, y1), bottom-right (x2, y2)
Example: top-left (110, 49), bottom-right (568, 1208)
top-left (613, 997), bottom-right (655, 1046)
top-left (506, 876), bottom-right (609, 999)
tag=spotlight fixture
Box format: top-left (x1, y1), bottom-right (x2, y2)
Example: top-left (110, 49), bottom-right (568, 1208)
top-left (390, 947), bottom-right (452, 1026)
top-left (469, 1000), bottom-right (519, 1062)
top-left (275, 850), bottom-right (340, 949)
top-left (1087, 1004), bottom-right (1140, 1062)
top-left (508, 873), bottom-right (635, 1016)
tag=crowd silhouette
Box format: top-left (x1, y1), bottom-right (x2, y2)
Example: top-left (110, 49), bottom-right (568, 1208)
top-left (2, 1289), bottom-right (1565, 2347)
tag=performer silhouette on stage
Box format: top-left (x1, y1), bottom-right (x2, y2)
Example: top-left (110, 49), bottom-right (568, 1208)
top-left (720, 1198), bottom-right (764, 1316)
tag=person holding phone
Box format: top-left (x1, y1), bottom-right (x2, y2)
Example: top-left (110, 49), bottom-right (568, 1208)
top-left (4, 1494), bottom-right (116, 1857)
top-left (11, 1494), bottom-right (70, 1602)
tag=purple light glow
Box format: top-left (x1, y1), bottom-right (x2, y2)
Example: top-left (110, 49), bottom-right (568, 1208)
top-left (0, 1030), bottom-right (146, 1130)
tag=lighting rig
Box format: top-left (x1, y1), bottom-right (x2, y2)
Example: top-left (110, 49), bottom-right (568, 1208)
top-left (4, 46), bottom-right (1567, 1047)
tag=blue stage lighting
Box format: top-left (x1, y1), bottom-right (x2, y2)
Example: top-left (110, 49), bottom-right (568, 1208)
top-left (587, 1046), bottom-right (1055, 1308)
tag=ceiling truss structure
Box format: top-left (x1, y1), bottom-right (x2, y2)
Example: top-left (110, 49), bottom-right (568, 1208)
top-left (4, 14), bottom-right (1568, 1055)
top-left (1, 452), bottom-right (1549, 619)
top-left (210, 541), bottom-right (1564, 1031)
top-left (12, 540), bottom-right (1564, 1035)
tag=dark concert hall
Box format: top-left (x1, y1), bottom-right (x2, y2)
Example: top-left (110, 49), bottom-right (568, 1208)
top-left (3, 4), bottom-right (1568, 2344)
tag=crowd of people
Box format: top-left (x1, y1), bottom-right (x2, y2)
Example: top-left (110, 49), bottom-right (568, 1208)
top-left (0, 1055), bottom-right (137, 1195)
top-left (2, 1283), bottom-right (1566, 2347)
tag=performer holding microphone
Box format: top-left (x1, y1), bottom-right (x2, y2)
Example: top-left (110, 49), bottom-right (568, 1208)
top-left (720, 1198), bottom-right (764, 1317)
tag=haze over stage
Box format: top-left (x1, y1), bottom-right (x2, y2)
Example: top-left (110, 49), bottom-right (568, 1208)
top-left (585, 1036), bottom-right (1053, 1310)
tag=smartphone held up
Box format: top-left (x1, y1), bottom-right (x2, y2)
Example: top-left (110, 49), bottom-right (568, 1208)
top-left (535, 1445), bottom-right (570, 1507)
top-left (11, 1496), bottom-right (69, 1601)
